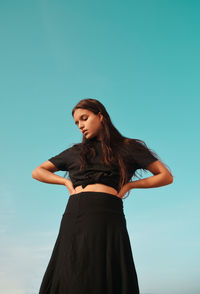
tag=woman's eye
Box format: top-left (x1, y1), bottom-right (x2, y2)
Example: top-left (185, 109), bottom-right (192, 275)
top-left (75, 116), bottom-right (88, 126)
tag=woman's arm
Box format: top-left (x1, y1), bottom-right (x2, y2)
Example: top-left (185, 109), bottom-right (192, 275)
top-left (32, 161), bottom-right (66, 185)
top-left (130, 160), bottom-right (173, 189)
top-left (32, 168), bottom-right (67, 185)
top-left (117, 160), bottom-right (173, 198)
top-left (32, 161), bottom-right (76, 194)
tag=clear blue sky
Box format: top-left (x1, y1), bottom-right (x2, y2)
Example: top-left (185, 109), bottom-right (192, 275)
top-left (0, 1), bottom-right (199, 293)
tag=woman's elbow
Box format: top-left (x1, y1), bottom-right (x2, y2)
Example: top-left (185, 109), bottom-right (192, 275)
top-left (165, 172), bottom-right (174, 185)
top-left (32, 168), bottom-right (39, 179)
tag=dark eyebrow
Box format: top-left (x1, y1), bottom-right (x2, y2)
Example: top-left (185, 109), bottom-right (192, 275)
top-left (74, 114), bottom-right (87, 125)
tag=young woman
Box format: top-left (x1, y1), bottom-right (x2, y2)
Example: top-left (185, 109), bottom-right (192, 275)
top-left (32, 98), bottom-right (173, 294)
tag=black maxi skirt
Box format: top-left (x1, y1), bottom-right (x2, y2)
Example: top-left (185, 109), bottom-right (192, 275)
top-left (38, 191), bottom-right (140, 294)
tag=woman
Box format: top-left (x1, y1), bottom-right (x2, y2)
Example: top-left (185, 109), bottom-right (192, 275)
top-left (32, 98), bottom-right (173, 294)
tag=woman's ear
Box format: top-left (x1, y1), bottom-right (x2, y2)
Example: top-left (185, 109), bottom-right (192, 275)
top-left (98, 112), bottom-right (103, 122)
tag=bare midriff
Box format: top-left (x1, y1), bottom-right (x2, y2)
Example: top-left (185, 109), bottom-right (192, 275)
top-left (73, 183), bottom-right (121, 198)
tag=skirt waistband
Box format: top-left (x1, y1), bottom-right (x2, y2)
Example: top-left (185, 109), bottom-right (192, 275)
top-left (70, 191), bottom-right (122, 200)
top-left (64, 191), bottom-right (124, 215)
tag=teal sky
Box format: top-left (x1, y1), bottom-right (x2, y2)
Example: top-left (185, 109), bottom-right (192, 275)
top-left (0, 0), bottom-right (199, 293)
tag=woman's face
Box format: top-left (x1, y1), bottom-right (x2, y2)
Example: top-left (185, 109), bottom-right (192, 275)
top-left (73, 108), bottom-right (103, 140)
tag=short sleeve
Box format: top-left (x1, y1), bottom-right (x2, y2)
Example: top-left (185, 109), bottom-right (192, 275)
top-left (48, 148), bottom-right (71, 171)
top-left (134, 141), bottom-right (158, 170)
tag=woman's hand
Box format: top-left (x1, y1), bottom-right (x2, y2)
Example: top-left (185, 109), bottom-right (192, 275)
top-left (64, 179), bottom-right (76, 195)
top-left (117, 182), bottom-right (132, 198)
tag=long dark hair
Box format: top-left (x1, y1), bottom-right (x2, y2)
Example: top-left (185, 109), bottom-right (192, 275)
top-left (65, 98), bottom-right (172, 199)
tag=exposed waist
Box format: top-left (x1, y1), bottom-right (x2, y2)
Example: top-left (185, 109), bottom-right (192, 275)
top-left (73, 183), bottom-right (121, 198)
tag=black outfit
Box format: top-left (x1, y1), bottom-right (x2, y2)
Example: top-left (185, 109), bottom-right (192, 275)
top-left (38, 138), bottom-right (158, 294)
top-left (47, 138), bottom-right (158, 193)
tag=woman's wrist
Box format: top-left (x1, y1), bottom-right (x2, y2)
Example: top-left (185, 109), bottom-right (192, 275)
top-left (129, 181), bottom-right (137, 189)
top-left (63, 178), bottom-right (70, 185)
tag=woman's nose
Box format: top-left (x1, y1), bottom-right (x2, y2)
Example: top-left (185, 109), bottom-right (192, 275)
top-left (79, 123), bottom-right (84, 130)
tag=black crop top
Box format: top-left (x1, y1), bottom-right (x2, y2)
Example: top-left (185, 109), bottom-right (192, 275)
top-left (48, 138), bottom-right (158, 192)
